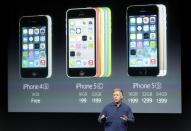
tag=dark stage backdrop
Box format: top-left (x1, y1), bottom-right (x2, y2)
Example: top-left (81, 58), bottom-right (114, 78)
top-left (2, 0), bottom-right (191, 131)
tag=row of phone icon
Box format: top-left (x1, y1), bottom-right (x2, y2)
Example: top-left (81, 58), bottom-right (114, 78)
top-left (19, 4), bottom-right (167, 78)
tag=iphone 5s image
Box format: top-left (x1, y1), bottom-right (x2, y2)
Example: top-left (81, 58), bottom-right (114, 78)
top-left (127, 5), bottom-right (160, 76)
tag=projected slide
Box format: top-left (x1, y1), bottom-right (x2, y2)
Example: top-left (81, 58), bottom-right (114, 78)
top-left (8, 2), bottom-right (181, 113)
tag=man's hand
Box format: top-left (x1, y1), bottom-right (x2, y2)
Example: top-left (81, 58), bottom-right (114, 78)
top-left (120, 115), bottom-right (128, 122)
top-left (100, 115), bottom-right (107, 123)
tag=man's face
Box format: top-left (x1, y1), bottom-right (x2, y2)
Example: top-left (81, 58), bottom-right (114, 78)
top-left (113, 91), bottom-right (123, 103)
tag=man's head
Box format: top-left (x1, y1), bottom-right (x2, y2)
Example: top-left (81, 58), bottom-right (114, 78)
top-left (113, 88), bottom-right (124, 104)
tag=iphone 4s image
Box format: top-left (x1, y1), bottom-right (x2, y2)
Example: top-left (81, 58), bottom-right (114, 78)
top-left (19, 15), bottom-right (52, 78)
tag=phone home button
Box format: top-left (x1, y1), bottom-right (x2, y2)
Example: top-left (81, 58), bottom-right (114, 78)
top-left (79, 71), bottom-right (85, 76)
top-left (32, 72), bottom-right (37, 77)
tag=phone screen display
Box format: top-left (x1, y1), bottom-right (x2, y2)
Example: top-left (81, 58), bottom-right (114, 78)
top-left (128, 15), bottom-right (158, 67)
top-left (21, 26), bottom-right (47, 68)
top-left (68, 18), bottom-right (95, 68)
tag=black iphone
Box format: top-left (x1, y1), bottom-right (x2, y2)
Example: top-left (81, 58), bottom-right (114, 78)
top-left (19, 15), bottom-right (52, 78)
top-left (127, 5), bottom-right (159, 76)
top-left (66, 8), bottom-right (96, 77)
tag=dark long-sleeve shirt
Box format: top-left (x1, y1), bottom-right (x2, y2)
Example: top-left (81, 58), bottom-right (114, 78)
top-left (98, 102), bottom-right (135, 131)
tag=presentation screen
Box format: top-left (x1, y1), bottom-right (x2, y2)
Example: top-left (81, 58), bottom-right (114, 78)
top-left (8, 1), bottom-right (181, 113)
